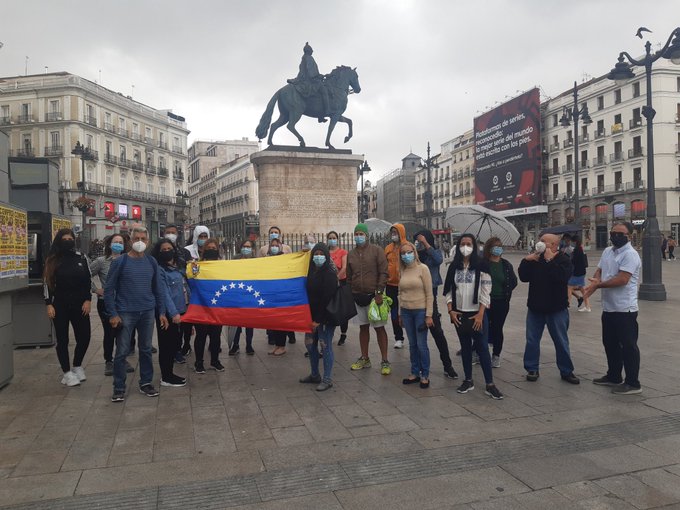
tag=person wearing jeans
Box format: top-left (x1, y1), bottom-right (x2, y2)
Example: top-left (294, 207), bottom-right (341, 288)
top-left (105, 226), bottom-right (167, 402)
top-left (398, 242), bottom-right (433, 388)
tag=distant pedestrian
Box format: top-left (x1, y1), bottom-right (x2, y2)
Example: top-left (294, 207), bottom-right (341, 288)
top-left (327, 230), bottom-right (349, 345)
top-left (43, 228), bottom-right (92, 387)
top-left (662, 234), bottom-right (668, 260)
top-left (230, 240), bottom-right (255, 356)
top-left (584, 221), bottom-right (642, 395)
top-left (568, 237), bottom-right (591, 312)
top-left (518, 234), bottom-right (580, 385)
top-left (669, 236), bottom-right (676, 260)
top-left (442, 240), bottom-right (451, 258)
top-left (384, 223), bottom-right (407, 349)
top-left (259, 226), bottom-right (292, 257)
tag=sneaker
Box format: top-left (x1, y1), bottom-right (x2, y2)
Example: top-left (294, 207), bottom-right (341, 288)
top-left (228, 345), bottom-right (239, 356)
top-left (612, 384), bottom-right (642, 395)
top-left (161, 375), bottom-right (187, 387)
top-left (472, 353), bottom-right (480, 365)
top-left (455, 349), bottom-right (461, 356)
top-left (491, 355), bottom-right (501, 368)
top-left (394, 340), bottom-right (404, 349)
top-left (351, 357), bottom-right (371, 370)
top-left (443, 366), bottom-right (459, 379)
top-left (181, 346), bottom-right (192, 356)
top-left (485, 384), bottom-right (504, 400)
top-left (139, 384), bottom-right (159, 397)
top-left (151, 346), bottom-right (158, 354)
top-left (61, 371), bottom-right (80, 387)
top-left (526, 371), bottom-right (540, 382)
top-left (111, 391), bottom-right (125, 402)
top-left (577, 307), bottom-right (592, 312)
top-left (561, 373), bottom-right (580, 385)
top-left (210, 360), bottom-right (225, 372)
top-left (246, 346), bottom-right (255, 356)
top-left (72, 366), bottom-right (87, 382)
top-left (316, 381), bottom-right (333, 392)
top-left (338, 334), bottom-right (346, 346)
top-left (104, 361), bottom-right (114, 376)
top-left (380, 361), bottom-right (392, 375)
top-left (593, 375), bottom-right (623, 386)
top-left (299, 374), bottom-right (322, 384)
top-left (457, 379), bottom-right (474, 394)
top-left (288, 334), bottom-right (297, 344)
top-left (195, 361), bottom-right (206, 374)
top-left (402, 376), bottom-right (421, 385)
top-left (125, 360), bottom-right (135, 373)
top-left (174, 351), bottom-right (186, 364)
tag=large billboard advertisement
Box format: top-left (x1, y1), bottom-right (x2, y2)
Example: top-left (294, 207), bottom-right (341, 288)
top-left (474, 88), bottom-right (542, 212)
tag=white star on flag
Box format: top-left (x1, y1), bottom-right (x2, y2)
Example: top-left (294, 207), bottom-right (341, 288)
top-left (258, 298), bottom-right (265, 306)
top-left (211, 298), bottom-right (217, 304)
top-left (246, 285), bottom-right (253, 292)
top-left (215, 291), bottom-right (221, 297)
top-left (221, 285), bottom-right (228, 292)
top-left (230, 282), bottom-right (236, 289)
top-left (253, 291), bottom-right (260, 298)
top-left (238, 282), bottom-right (245, 289)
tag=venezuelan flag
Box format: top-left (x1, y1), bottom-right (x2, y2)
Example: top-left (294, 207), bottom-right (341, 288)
top-left (182, 252), bottom-right (313, 333)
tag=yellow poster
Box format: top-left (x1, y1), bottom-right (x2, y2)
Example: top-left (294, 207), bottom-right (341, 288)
top-left (51, 216), bottom-right (72, 241)
top-left (0, 203), bottom-right (28, 279)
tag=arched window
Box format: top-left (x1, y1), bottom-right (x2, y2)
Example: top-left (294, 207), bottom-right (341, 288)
top-left (551, 209), bottom-right (562, 226)
top-left (631, 199), bottom-right (646, 218)
top-left (612, 201), bottom-right (626, 219)
top-left (596, 203), bottom-right (608, 222)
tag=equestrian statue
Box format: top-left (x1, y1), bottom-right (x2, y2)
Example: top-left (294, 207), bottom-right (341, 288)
top-left (255, 42), bottom-right (361, 150)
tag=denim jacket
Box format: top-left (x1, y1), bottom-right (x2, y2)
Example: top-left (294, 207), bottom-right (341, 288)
top-left (159, 265), bottom-right (188, 317)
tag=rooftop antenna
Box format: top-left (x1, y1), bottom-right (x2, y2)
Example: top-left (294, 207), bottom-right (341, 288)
top-left (24, 56), bottom-right (28, 75)
top-left (131, 84), bottom-right (135, 98)
top-left (98, 69), bottom-right (102, 85)
top-left (44, 66), bottom-right (48, 75)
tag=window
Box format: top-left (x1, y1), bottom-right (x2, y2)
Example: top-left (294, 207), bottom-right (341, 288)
top-left (614, 113), bottom-right (622, 124)
top-left (147, 180), bottom-right (154, 194)
top-left (106, 140), bottom-right (112, 157)
top-left (49, 100), bottom-right (59, 113)
top-left (120, 172), bottom-right (127, 189)
top-left (581, 177), bottom-right (588, 195)
top-left (120, 145), bottom-right (127, 161)
top-left (632, 82), bottom-right (640, 98)
top-left (133, 175), bottom-right (141, 191)
top-left (133, 150), bottom-right (141, 163)
top-left (145, 126), bottom-right (152, 139)
top-left (552, 158), bottom-right (558, 174)
top-left (565, 181), bottom-right (571, 196)
top-left (159, 180), bottom-right (167, 196)
top-left (597, 96), bottom-right (604, 110)
top-left (614, 89), bottom-right (621, 104)
top-left (22, 134), bottom-right (32, 150)
top-left (132, 123), bottom-right (139, 135)
top-left (50, 131), bottom-right (60, 148)
top-left (86, 168), bottom-right (94, 183)
top-left (552, 113), bottom-right (558, 127)
top-left (159, 156), bottom-right (165, 169)
top-left (614, 171), bottom-right (623, 190)
top-left (1, 105), bottom-right (8, 120)
top-left (106, 171), bottom-right (113, 186)
top-left (633, 167), bottom-right (642, 185)
top-left (86, 134), bottom-right (93, 148)
top-left (552, 183), bottom-right (559, 198)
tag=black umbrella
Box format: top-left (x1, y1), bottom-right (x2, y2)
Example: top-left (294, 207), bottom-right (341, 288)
top-left (539, 224), bottom-right (583, 236)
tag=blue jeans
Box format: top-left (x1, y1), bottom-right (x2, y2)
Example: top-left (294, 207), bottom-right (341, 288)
top-left (401, 308), bottom-right (430, 379)
top-left (113, 309), bottom-right (155, 392)
top-left (524, 308), bottom-right (574, 376)
top-left (307, 323), bottom-right (336, 383)
top-left (455, 311), bottom-right (493, 384)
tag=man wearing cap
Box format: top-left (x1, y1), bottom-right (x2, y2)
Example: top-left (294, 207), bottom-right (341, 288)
top-left (346, 223), bottom-right (391, 375)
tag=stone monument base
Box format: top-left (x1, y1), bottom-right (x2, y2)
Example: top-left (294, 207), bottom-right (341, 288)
top-left (250, 147), bottom-right (362, 239)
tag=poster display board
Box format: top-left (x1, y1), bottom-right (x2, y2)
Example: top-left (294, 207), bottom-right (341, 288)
top-left (0, 202), bottom-right (28, 280)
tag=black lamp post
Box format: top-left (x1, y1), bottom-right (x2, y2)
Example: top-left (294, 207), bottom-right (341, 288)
top-left (559, 81), bottom-right (592, 224)
top-left (71, 141), bottom-right (95, 252)
top-left (606, 27), bottom-right (680, 301)
top-left (358, 160), bottom-right (371, 222)
top-left (418, 142), bottom-right (438, 230)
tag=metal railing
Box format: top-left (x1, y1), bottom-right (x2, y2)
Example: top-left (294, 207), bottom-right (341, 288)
top-left (594, 129), bottom-right (606, 139)
top-left (628, 148), bottom-right (644, 159)
top-left (562, 164), bottom-right (574, 174)
top-left (104, 154), bottom-right (118, 165)
top-left (549, 143), bottom-right (560, 151)
top-left (145, 136), bottom-right (156, 145)
top-left (173, 171), bottom-right (184, 180)
top-left (578, 134), bottom-right (589, 143)
top-left (104, 122), bottom-right (116, 133)
top-left (131, 161), bottom-right (144, 172)
top-left (609, 152), bottom-right (624, 163)
top-left (592, 156), bottom-right (607, 167)
top-left (18, 114), bottom-right (34, 123)
top-left (13, 148), bottom-right (35, 157)
top-left (45, 112), bottom-right (62, 122)
top-left (629, 118), bottom-right (643, 129)
top-left (44, 146), bottom-right (63, 157)
top-left (131, 133), bottom-right (143, 142)
top-left (171, 145), bottom-right (184, 154)
top-left (84, 115), bottom-right (97, 127)
top-left (158, 141), bottom-right (168, 150)
top-left (146, 164), bottom-right (157, 175)
top-left (158, 167), bottom-right (169, 177)
top-left (625, 180), bottom-right (645, 190)
top-left (0, 116), bottom-right (10, 125)
top-left (611, 123), bottom-right (624, 135)
top-left (118, 128), bottom-right (129, 138)
top-left (563, 139), bottom-right (574, 149)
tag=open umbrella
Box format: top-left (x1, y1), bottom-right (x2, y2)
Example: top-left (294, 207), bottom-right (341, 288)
top-left (445, 205), bottom-right (520, 246)
top-left (364, 218), bottom-right (392, 235)
top-left (539, 224), bottom-right (582, 236)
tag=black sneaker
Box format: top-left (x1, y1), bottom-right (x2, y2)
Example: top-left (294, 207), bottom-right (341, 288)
top-left (561, 373), bottom-right (580, 385)
top-left (195, 361), bottom-right (206, 374)
top-left (161, 375), bottom-right (187, 387)
top-left (139, 384), bottom-right (159, 397)
top-left (246, 346), bottom-right (255, 356)
top-left (457, 379), bottom-right (474, 394)
top-left (210, 360), bottom-right (225, 372)
top-left (611, 384), bottom-right (642, 395)
top-left (338, 334), bottom-right (346, 346)
top-left (443, 366), bottom-right (459, 379)
top-left (593, 375), bottom-right (623, 386)
top-left (485, 384), bottom-right (504, 400)
top-left (151, 346), bottom-right (158, 354)
top-left (104, 361), bottom-right (114, 376)
top-left (526, 371), bottom-right (540, 382)
top-left (577, 297), bottom-right (584, 308)
top-left (181, 346), bottom-right (192, 356)
top-left (288, 334), bottom-right (297, 344)
top-left (111, 391), bottom-right (125, 402)
top-left (228, 346), bottom-right (239, 356)
top-left (299, 374), bottom-right (322, 384)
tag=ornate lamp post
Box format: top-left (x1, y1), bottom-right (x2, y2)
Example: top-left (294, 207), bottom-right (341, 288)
top-left (559, 82), bottom-right (592, 224)
top-left (357, 160), bottom-right (371, 222)
top-left (606, 27), bottom-right (680, 301)
top-left (71, 141), bottom-right (95, 252)
top-left (418, 142), bottom-right (438, 229)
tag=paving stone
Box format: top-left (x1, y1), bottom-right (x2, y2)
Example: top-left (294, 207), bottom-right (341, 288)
top-left (260, 403), bottom-right (304, 429)
top-left (227, 492), bottom-right (344, 509)
top-left (633, 467), bottom-right (680, 501)
top-left (0, 471), bottom-right (82, 506)
top-left (594, 473), bottom-right (677, 509)
top-left (470, 488), bottom-right (574, 510)
top-left (576, 494), bottom-right (639, 509)
top-left (11, 448), bottom-right (69, 476)
top-left (271, 425), bottom-right (314, 447)
top-left (374, 413), bottom-right (421, 433)
top-left (552, 480), bottom-right (609, 501)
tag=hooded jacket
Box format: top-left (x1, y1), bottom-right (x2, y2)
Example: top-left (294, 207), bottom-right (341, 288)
top-left (414, 229), bottom-right (444, 288)
top-left (184, 225), bottom-right (210, 260)
top-left (384, 223), bottom-right (407, 286)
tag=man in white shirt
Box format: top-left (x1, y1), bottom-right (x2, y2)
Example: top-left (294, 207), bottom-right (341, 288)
top-left (584, 221), bottom-right (642, 395)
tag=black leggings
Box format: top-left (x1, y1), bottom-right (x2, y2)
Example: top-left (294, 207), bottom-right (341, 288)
top-left (157, 317), bottom-right (181, 380)
top-left (488, 297), bottom-right (511, 356)
top-left (96, 298), bottom-right (115, 362)
top-left (386, 284), bottom-right (404, 341)
top-left (428, 294), bottom-right (452, 369)
top-left (194, 324), bottom-right (222, 363)
top-left (270, 330), bottom-right (288, 347)
top-left (181, 322), bottom-right (193, 351)
top-left (53, 303), bottom-right (91, 372)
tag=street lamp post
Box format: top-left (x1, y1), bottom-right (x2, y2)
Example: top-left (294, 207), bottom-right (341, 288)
top-left (418, 142), bottom-right (438, 230)
top-left (559, 81), bottom-right (592, 224)
top-left (606, 27), bottom-right (680, 301)
top-left (357, 160), bottom-right (371, 222)
top-left (71, 141), bottom-right (95, 252)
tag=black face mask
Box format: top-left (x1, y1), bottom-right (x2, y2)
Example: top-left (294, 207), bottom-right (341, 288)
top-left (610, 232), bottom-right (628, 248)
top-left (203, 249), bottom-right (219, 261)
top-left (159, 250), bottom-right (175, 263)
top-left (61, 239), bottom-right (75, 251)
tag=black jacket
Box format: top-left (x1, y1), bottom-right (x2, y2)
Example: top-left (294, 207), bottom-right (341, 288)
top-left (570, 246), bottom-right (587, 277)
top-left (306, 266), bottom-right (338, 324)
top-left (518, 252), bottom-right (572, 313)
top-left (492, 258), bottom-right (518, 301)
top-left (44, 251), bottom-right (91, 307)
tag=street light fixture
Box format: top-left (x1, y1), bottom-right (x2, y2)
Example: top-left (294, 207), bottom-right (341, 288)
top-left (357, 160), bottom-right (371, 222)
top-left (71, 141), bottom-right (95, 252)
top-left (606, 27), bottom-right (680, 301)
top-left (418, 142), bottom-right (438, 230)
top-left (558, 81), bottom-right (592, 224)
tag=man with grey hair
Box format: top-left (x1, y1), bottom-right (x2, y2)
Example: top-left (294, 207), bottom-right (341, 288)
top-left (105, 226), bottom-right (168, 402)
top-left (584, 221), bottom-right (642, 395)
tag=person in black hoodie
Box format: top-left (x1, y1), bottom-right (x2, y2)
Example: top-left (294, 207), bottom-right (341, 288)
top-left (299, 242), bottom-right (338, 391)
top-left (43, 228), bottom-right (92, 387)
top-left (518, 233), bottom-right (579, 384)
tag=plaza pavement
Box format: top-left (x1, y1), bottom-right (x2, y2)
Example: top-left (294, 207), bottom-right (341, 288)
top-left (1, 252), bottom-right (680, 509)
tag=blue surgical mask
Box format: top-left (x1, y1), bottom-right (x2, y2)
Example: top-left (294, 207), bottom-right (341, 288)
top-left (401, 252), bottom-right (415, 264)
top-left (197, 239), bottom-right (206, 247)
top-left (270, 246), bottom-right (280, 255)
top-left (269, 232), bottom-right (279, 240)
top-left (111, 242), bottom-right (124, 254)
top-left (355, 235), bottom-right (366, 245)
top-left (313, 255), bottom-right (326, 267)
top-left (491, 246), bottom-right (503, 257)
top-left (241, 247), bottom-right (252, 256)
top-left (328, 239), bottom-right (338, 247)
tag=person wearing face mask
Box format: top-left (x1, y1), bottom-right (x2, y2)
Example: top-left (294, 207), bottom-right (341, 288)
top-left (184, 225), bottom-right (210, 262)
top-left (583, 221), bottom-right (642, 395)
top-left (327, 231), bottom-right (349, 345)
top-left (43, 228), bottom-right (93, 387)
top-left (300, 243), bottom-right (338, 391)
top-left (398, 242), bottom-right (434, 388)
top-left (384, 224), bottom-right (407, 349)
top-left (259, 226), bottom-right (292, 257)
top-left (105, 226), bottom-right (167, 402)
top-left (518, 233), bottom-right (579, 385)
top-left (264, 238), bottom-right (290, 355)
top-left (347, 223), bottom-right (391, 375)
top-left (90, 234), bottom-right (135, 376)
top-left (192, 238), bottom-right (226, 373)
top-left (444, 234), bottom-right (503, 400)
top-left (413, 229), bottom-right (458, 380)
top-left (230, 240), bottom-right (256, 356)
top-left (152, 239), bottom-right (187, 387)
top-left (482, 237), bottom-right (517, 368)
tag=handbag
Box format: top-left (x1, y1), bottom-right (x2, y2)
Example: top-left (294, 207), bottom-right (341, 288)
top-left (327, 284), bottom-right (358, 326)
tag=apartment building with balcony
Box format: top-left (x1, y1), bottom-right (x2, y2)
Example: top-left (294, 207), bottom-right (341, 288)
top-left (375, 153), bottom-right (419, 224)
top-left (0, 72), bottom-right (190, 240)
top-left (543, 60), bottom-right (680, 248)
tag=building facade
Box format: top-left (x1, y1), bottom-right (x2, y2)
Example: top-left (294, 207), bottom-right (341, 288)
top-left (376, 153), bottom-right (419, 224)
top-left (543, 60), bottom-right (680, 248)
top-left (0, 72), bottom-right (190, 242)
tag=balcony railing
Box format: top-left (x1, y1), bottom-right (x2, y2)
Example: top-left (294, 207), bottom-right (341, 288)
top-left (171, 145), bottom-right (184, 154)
top-left (18, 114), bottom-right (34, 123)
top-left (44, 146), bottom-right (64, 157)
top-left (84, 115), bottom-right (97, 127)
top-left (549, 143), bottom-right (560, 151)
top-left (118, 128), bottom-right (129, 138)
top-left (609, 152), bottom-right (624, 163)
top-left (145, 136), bottom-right (155, 145)
top-left (104, 154), bottom-right (118, 165)
top-left (592, 156), bottom-right (607, 167)
top-left (629, 118), bottom-right (643, 129)
top-left (562, 164), bottom-right (574, 174)
top-left (578, 160), bottom-right (589, 169)
top-left (158, 141), bottom-right (168, 150)
top-left (0, 116), bottom-right (10, 125)
top-left (628, 148), bottom-right (644, 159)
top-left (551, 168), bottom-right (560, 176)
top-left (563, 139), bottom-right (574, 149)
top-left (173, 170), bottom-right (185, 180)
top-left (158, 167), bottom-right (169, 177)
top-left (131, 133), bottom-right (143, 142)
top-left (578, 134), bottom-right (589, 143)
top-left (119, 157), bottom-right (130, 169)
top-left (45, 112), bottom-right (63, 122)
top-left (594, 129), bottom-right (606, 139)
top-left (104, 122), bottom-right (116, 133)
top-left (131, 161), bottom-right (144, 172)
top-left (13, 148), bottom-right (35, 157)
top-left (611, 123), bottom-right (624, 135)
top-left (625, 180), bottom-right (645, 190)
top-left (146, 164), bottom-right (157, 175)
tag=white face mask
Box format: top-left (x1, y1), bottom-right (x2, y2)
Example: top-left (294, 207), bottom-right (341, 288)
top-left (132, 240), bottom-right (147, 253)
top-left (535, 241), bottom-right (546, 253)
top-left (165, 233), bottom-right (177, 244)
top-left (459, 245), bottom-right (473, 257)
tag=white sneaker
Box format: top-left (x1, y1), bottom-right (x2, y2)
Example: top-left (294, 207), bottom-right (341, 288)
top-left (577, 307), bottom-right (592, 313)
top-left (72, 366), bottom-right (87, 381)
top-left (61, 371), bottom-right (81, 387)
top-left (491, 355), bottom-right (501, 368)
top-left (394, 340), bottom-right (404, 349)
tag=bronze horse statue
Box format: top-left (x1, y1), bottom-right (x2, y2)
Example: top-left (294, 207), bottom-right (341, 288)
top-left (256, 66), bottom-right (361, 150)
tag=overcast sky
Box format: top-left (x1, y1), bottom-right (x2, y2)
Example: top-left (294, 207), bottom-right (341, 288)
top-left (1, 0), bottom-right (679, 181)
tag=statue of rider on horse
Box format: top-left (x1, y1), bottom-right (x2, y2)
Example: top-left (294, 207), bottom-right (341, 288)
top-left (256, 43), bottom-right (361, 150)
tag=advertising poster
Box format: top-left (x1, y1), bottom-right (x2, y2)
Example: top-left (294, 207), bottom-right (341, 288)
top-left (0, 203), bottom-right (28, 279)
top-left (51, 216), bottom-right (72, 241)
top-left (474, 88), bottom-right (542, 212)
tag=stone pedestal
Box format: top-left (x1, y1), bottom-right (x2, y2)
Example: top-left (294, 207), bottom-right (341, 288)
top-left (250, 147), bottom-right (362, 238)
